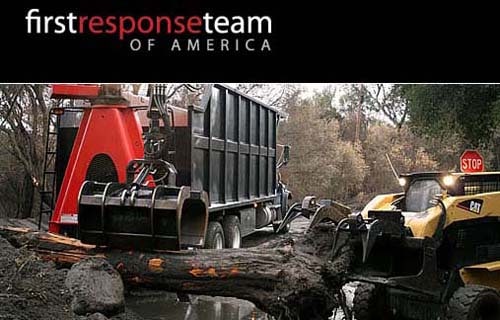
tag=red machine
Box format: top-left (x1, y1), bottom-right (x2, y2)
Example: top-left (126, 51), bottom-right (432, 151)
top-left (47, 85), bottom-right (188, 236)
top-left (49, 85), bottom-right (142, 234)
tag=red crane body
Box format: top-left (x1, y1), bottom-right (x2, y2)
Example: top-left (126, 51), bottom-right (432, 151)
top-left (47, 84), bottom-right (188, 236)
top-left (49, 104), bottom-right (144, 234)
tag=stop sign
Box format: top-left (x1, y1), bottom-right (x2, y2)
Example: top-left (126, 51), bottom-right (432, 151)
top-left (460, 150), bottom-right (484, 173)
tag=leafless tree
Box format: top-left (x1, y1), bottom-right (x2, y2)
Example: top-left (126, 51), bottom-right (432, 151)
top-left (0, 84), bottom-right (50, 218)
top-left (235, 84), bottom-right (301, 110)
top-left (365, 84), bottom-right (408, 129)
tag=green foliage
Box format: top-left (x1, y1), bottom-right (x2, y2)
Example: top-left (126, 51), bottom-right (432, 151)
top-left (403, 85), bottom-right (500, 148)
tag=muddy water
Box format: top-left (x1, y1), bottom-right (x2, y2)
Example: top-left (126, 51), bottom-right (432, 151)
top-left (127, 293), bottom-right (269, 320)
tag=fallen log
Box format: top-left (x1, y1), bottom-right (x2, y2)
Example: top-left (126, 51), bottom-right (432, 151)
top-left (0, 225), bottom-right (351, 320)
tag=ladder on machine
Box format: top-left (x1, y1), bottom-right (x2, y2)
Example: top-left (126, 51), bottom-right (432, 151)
top-left (38, 108), bottom-right (60, 230)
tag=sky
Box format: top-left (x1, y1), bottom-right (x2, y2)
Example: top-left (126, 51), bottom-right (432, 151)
top-left (299, 83), bottom-right (330, 97)
top-left (225, 83), bottom-right (330, 98)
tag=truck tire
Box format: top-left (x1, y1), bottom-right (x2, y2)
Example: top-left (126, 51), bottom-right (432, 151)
top-left (223, 215), bottom-right (241, 248)
top-left (204, 221), bottom-right (225, 249)
top-left (353, 283), bottom-right (392, 320)
top-left (446, 285), bottom-right (500, 320)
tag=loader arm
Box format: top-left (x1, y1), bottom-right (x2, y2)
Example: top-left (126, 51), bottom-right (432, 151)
top-left (277, 197), bottom-right (351, 232)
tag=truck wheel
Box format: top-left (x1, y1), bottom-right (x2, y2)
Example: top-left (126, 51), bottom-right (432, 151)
top-left (223, 215), bottom-right (241, 248)
top-left (204, 221), bottom-right (225, 249)
top-left (353, 283), bottom-right (392, 320)
top-left (446, 285), bottom-right (500, 320)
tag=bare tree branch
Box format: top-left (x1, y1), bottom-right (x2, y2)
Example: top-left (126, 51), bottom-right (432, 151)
top-left (0, 84), bottom-right (49, 218)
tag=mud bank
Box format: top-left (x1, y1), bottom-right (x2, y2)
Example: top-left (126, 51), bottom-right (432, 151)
top-left (0, 237), bottom-right (142, 320)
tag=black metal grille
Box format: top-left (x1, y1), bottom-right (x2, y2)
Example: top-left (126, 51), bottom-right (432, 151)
top-left (85, 154), bottom-right (118, 183)
top-left (464, 179), bottom-right (500, 195)
top-left (477, 244), bottom-right (500, 262)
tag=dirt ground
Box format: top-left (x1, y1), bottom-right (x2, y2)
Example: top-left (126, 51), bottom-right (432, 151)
top-left (0, 232), bottom-right (142, 320)
top-left (0, 217), bottom-right (345, 320)
top-left (0, 236), bottom-right (74, 320)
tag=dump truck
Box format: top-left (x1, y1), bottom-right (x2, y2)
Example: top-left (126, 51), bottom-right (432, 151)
top-left (39, 84), bottom-right (294, 250)
top-left (334, 171), bottom-right (500, 320)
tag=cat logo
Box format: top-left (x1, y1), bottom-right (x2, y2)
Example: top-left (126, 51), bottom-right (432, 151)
top-left (457, 199), bottom-right (483, 214)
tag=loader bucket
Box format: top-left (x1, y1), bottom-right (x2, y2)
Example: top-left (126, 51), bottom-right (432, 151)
top-left (332, 211), bottom-right (407, 263)
top-left (78, 182), bottom-right (209, 251)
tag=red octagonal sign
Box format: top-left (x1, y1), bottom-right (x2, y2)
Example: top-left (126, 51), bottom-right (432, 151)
top-left (460, 150), bottom-right (484, 173)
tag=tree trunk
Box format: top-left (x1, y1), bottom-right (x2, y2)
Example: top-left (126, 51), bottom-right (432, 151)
top-left (19, 172), bottom-right (34, 218)
top-left (0, 225), bottom-right (351, 320)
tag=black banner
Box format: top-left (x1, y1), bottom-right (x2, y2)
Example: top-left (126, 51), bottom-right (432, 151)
top-left (1, 1), bottom-right (499, 82)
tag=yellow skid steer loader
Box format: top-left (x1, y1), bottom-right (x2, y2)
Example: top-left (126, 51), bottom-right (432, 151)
top-left (334, 171), bottom-right (500, 320)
